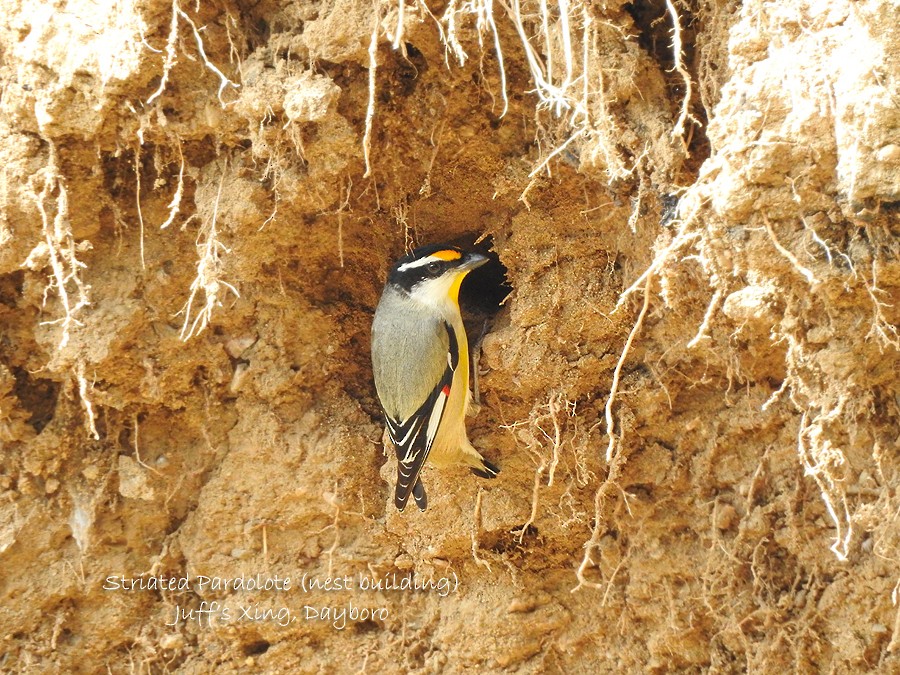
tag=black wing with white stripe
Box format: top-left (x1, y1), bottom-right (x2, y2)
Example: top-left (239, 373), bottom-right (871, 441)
top-left (384, 321), bottom-right (459, 511)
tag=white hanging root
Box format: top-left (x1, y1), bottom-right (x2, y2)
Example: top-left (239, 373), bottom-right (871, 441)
top-left (145, 4), bottom-right (179, 106)
top-left (572, 477), bottom-right (617, 591)
top-left (863, 258), bottom-right (900, 348)
top-left (797, 412), bottom-right (853, 561)
top-left (527, 128), bottom-right (585, 178)
top-left (363, 6), bottom-right (380, 177)
top-left (373, 0), bottom-right (602, 171)
top-left (471, 0), bottom-right (509, 117)
top-left (500, 394), bottom-right (566, 544)
top-left (539, 0), bottom-right (553, 85)
top-left (557, 0), bottom-right (574, 96)
top-left (580, 6), bottom-right (591, 126)
top-left (146, 1), bottom-right (238, 107)
top-left (393, 0), bottom-right (406, 49)
top-left (686, 288), bottom-right (723, 348)
top-left (545, 394), bottom-right (564, 487)
top-left (441, 0), bottom-right (468, 66)
top-left (605, 270), bottom-right (652, 462)
top-left (30, 143), bottom-right (90, 351)
top-left (471, 489), bottom-right (492, 570)
top-left (333, 177), bottom-right (353, 267)
top-left (178, 163), bottom-right (239, 340)
top-left (27, 146), bottom-right (98, 438)
top-left (889, 579), bottom-right (900, 653)
top-left (76, 362), bottom-right (99, 440)
top-left (666, 0), bottom-right (698, 147)
top-left (504, 0), bottom-right (572, 115)
top-left (488, 0), bottom-right (510, 117)
top-left (159, 142), bottom-right (185, 230)
top-left (134, 141), bottom-right (146, 269)
top-left (763, 215), bottom-right (819, 285)
top-left (367, 1), bottom-right (672, 182)
top-left (132, 412), bottom-right (162, 475)
top-left (615, 230), bottom-right (700, 311)
top-left (176, 4), bottom-right (239, 105)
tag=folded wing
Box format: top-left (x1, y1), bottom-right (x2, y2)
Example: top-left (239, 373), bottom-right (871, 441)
top-left (384, 321), bottom-right (459, 511)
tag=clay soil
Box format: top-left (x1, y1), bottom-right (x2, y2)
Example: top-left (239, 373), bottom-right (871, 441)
top-left (1, 0), bottom-right (899, 672)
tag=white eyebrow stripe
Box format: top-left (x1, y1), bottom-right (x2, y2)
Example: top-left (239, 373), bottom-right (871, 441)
top-left (397, 255), bottom-right (442, 272)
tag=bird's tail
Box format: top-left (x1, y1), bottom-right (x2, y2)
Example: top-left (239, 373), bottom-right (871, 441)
top-left (395, 475), bottom-right (428, 511)
top-left (412, 478), bottom-right (427, 510)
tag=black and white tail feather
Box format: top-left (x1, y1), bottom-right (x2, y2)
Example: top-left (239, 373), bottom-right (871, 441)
top-left (383, 321), bottom-right (457, 511)
top-left (383, 322), bottom-right (498, 511)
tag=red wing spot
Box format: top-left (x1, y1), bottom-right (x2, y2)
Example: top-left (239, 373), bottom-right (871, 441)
top-left (441, 385), bottom-right (451, 396)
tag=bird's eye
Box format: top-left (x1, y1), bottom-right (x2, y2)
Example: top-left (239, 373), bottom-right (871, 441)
top-left (426, 261), bottom-right (441, 275)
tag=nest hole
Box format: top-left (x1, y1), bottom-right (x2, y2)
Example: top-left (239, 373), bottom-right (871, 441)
top-left (450, 234), bottom-right (512, 319)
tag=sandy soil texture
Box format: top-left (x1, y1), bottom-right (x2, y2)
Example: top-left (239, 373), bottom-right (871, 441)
top-left (1, 0), bottom-right (898, 672)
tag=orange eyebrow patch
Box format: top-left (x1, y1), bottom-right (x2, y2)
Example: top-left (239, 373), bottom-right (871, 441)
top-left (432, 249), bottom-right (462, 261)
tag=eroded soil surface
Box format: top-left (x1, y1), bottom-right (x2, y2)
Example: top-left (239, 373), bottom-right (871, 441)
top-left (1, 0), bottom-right (898, 672)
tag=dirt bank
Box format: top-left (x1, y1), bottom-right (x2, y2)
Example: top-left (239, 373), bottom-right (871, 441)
top-left (1, 0), bottom-right (898, 672)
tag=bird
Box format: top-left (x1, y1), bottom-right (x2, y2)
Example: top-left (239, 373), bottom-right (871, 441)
top-left (371, 243), bottom-right (501, 511)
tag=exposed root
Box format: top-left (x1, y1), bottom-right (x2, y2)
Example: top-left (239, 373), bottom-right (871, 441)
top-left (177, 163), bottom-right (239, 340)
top-left (470, 489), bottom-right (492, 571)
top-left (224, 11), bottom-right (245, 80)
top-left (615, 229), bottom-right (700, 311)
top-left (686, 288), bottom-right (723, 348)
top-left (802, 216), bottom-right (855, 274)
top-left (605, 270), bottom-right (653, 462)
top-left (600, 556), bottom-right (625, 607)
top-left (890, 578), bottom-right (900, 653)
top-left (134, 140), bottom-right (146, 269)
top-left (763, 215), bottom-right (819, 286)
top-left (392, 0), bottom-right (407, 49)
top-left (177, 3), bottom-right (239, 105)
top-left (862, 258), bottom-right (900, 349)
top-left (25, 143), bottom-right (91, 351)
top-left (626, 172), bottom-right (647, 234)
top-left (132, 412), bottom-right (161, 475)
top-left (503, 0), bottom-right (575, 116)
top-left (320, 489), bottom-right (343, 578)
top-left (145, 3), bottom-right (179, 106)
top-left (336, 178), bottom-right (352, 268)
top-left (545, 395), bottom-right (564, 487)
top-left (419, 119), bottom-right (446, 198)
top-left (363, 6), bottom-right (380, 178)
top-left (440, 0), bottom-right (469, 66)
top-left (797, 410), bottom-right (852, 561)
top-left (501, 392), bottom-right (570, 543)
top-left (665, 0), bottom-right (700, 151)
top-left (159, 142), bottom-right (185, 230)
top-left (456, 0), bottom-right (510, 117)
top-left (572, 471), bottom-right (624, 592)
top-left (483, 0), bottom-right (509, 117)
top-left (761, 376), bottom-right (791, 412)
top-left (527, 128), bottom-right (585, 179)
top-left (518, 441), bottom-right (549, 544)
top-left (391, 200), bottom-right (414, 251)
top-left (76, 363), bottom-right (99, 440)
top-left (146, 1), bottom-right (239, 107)
top-left (385, 0), bottom-right (643, 181)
